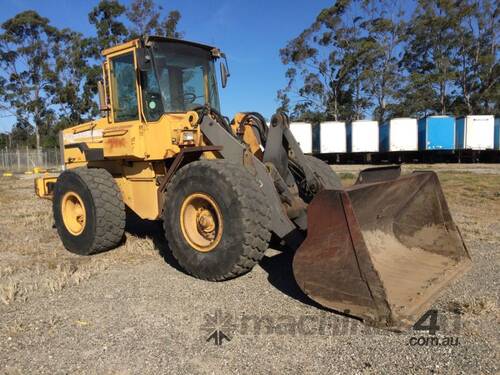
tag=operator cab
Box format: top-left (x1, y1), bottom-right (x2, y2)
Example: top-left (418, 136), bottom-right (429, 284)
top-left (138, 37), bottom-right (226, 121)
top-left (99, 36), bottom-right (229, 123)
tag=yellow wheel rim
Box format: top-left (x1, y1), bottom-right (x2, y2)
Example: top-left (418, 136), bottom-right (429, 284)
top-left (180, 192), bottom-right (223, 253)
top-left (61, 192), bottom-right (86, 236)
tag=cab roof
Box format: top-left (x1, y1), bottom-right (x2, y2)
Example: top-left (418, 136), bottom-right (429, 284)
top-left (101, 36), bottom-right (217, 57)
top-left (145, 36), bottom-right (216, 51)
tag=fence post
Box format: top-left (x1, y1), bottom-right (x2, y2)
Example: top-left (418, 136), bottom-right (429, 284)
top-left (26, 145), bottom-right (29, 170)
top-left (1, 148), bottom-right (4, 170)
top-left (17, 148), bottom-right (20, 171)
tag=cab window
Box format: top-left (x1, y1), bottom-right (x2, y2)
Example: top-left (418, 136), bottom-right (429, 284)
top-left (141, 69), bottom-right (164, 122)
top-left (111, 53), bottom-right (139, 122)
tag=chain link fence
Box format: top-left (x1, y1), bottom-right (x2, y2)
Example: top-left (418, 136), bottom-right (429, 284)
top-left (0, 147), bottom-right (61, 172)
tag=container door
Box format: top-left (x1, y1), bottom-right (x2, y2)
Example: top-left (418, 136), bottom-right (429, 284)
top-left (391, 119), bottom-right (418, 151)
top-left (466, 116), bottom-right (494, 150)
top-left (428, 117), bottom-right (455, 150)
top-left (320, 122), bottom-right (346, 153)
top-left (353, 122), bottom-right (379, 152)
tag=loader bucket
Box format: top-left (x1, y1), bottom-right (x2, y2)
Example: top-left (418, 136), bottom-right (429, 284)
top-left (293, 170), bottom-right (471, 330)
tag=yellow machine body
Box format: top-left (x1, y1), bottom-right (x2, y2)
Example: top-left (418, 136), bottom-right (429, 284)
top-left (36, 39), bottom-right (226, 220)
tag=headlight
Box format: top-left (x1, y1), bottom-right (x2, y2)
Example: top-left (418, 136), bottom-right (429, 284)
top-left (182, 131), bottom-right (195, 142)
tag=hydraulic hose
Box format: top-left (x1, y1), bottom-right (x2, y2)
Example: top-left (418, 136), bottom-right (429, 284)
top-left (237, 112), bottom-right (269, 146)
top-left (192, 105), bottom-right (234, 136)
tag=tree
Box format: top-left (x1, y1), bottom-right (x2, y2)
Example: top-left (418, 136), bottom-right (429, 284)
top-left (10, 119), bottom-right (33, 146)
top-left (359, 0), bottom-right (405, 123)
top-left (278, 1), bottom-right (360, 121)
top-left (126, 0), bottom-right (182, 38)
top-left (400, 0), bottom-right (459, 116)
top-left (0, 132), bottom-right (8, 148)
top-left (126, 0), bottom-right (160, 37)
top-left (277, 0), bottom-right (405, 122)
top-left (161, 10), bottom-right (182, 38)
top-left (452, 0), bottom-right (499, 115)
top-left (0, 2), bottom-right (184, 150)
top-left (88, 0), bottom-right (128, 55)
top-left (89, 0), bottom-right (183, 44)
top-left (52, 29), bottom-right (99, 127)
top-left (0, 10), bottom-right (59, 156)
top-left (389, 71), bottom-right (439, 118)
top-left (279, 0), bottom-right (497, 121)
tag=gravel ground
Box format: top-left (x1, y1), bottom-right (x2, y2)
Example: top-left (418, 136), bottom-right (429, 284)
top-left (0, 165), bottom-right (498, 374)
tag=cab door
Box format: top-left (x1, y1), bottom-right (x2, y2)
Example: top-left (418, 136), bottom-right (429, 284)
top-left (104, 49), bottom-right (145, 159)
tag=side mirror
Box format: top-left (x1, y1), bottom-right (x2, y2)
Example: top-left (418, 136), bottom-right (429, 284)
top-left (220, 61), bottom-right (229, 88)
top-left (136, 47), bottom-right (151, 72)
top-left (97, 80), bottom-right (109, 112)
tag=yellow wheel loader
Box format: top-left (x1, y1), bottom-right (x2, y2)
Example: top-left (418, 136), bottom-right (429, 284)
top-left (35, 36), bottom-right (471, 330)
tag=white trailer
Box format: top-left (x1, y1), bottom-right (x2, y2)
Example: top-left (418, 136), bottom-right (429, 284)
top-left (349, 120), bottom-right (379, 152)
top-left (380, 118), bottom-right (418, 152)
top-left (455, 115), bottom-right (495, 150)
top-left (320, 121), bottom-right (346, 153)
top-left (290, 122), bottom-right (312, 154)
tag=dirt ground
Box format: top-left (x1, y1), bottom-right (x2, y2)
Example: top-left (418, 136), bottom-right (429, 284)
top-left (0, 164), bottom-right (498, 374)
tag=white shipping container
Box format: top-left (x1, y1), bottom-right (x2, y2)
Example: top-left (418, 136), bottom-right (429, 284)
top-left (320, 121), bottom-right (346, 153)
top-left (381, 118), bottom-right (418, 151)
top-left (456, 115), bottom-right (494, 150)
top-left (290, 122), bottom-right (312, 153)
top-left (351, 120), bottom-right (379, 152)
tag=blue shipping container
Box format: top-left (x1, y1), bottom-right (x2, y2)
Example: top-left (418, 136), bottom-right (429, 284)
top-left (346, 123), bottom-right (352, 152)
top-left (456, 117), bottom-right (465, 148)
top-left (495, 117), bottom-right (500, 150)
top-left (379, 122), bottom-right (388, 152)
top-left (417, 116), bottom-right (455, 150)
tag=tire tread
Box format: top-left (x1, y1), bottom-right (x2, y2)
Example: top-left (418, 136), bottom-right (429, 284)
top-left (163, 160), bottom-right (271, 281)
top-left (67, 168), bottom-right (125, 254)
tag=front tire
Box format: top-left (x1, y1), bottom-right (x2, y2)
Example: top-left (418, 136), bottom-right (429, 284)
top-left (53, 168), bottom-right (125, 255)
top-left (162, 160), bottom-right (271, 281)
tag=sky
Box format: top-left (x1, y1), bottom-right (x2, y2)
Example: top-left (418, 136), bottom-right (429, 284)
top-left (0, 0), bottom-right (338, 132)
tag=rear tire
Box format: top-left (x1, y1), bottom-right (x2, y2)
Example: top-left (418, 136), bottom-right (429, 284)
top-left (162, 160), bottom-right (271, 281)
top-left (53, 168), bottom-right (125, 255)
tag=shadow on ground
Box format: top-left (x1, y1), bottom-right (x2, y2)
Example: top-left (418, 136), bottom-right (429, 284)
top-left (260, 250), bottom-right (363, 323)
top-left (259, 251), bottom-right (329, 311)
top-left (125, 209), bottom-right (358, 322)
top-left (124, 209), bottom-right (185, 274)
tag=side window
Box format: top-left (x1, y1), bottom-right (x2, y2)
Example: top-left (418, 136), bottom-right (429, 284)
top-left (111, 53), bottom-right (138, 122)
top-left (141, 69), bottom-right (164, 121)
top-left (182, 66), bottom-right (205, 108)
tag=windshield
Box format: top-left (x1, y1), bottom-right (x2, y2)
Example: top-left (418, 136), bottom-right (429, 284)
top-left (142, 41), bottom-right (220, 120)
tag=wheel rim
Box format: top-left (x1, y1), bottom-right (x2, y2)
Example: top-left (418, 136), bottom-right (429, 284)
top-left (61, 192), bottom-right (86, 235)
top-left (180, 192), bottom-right (223, 252)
